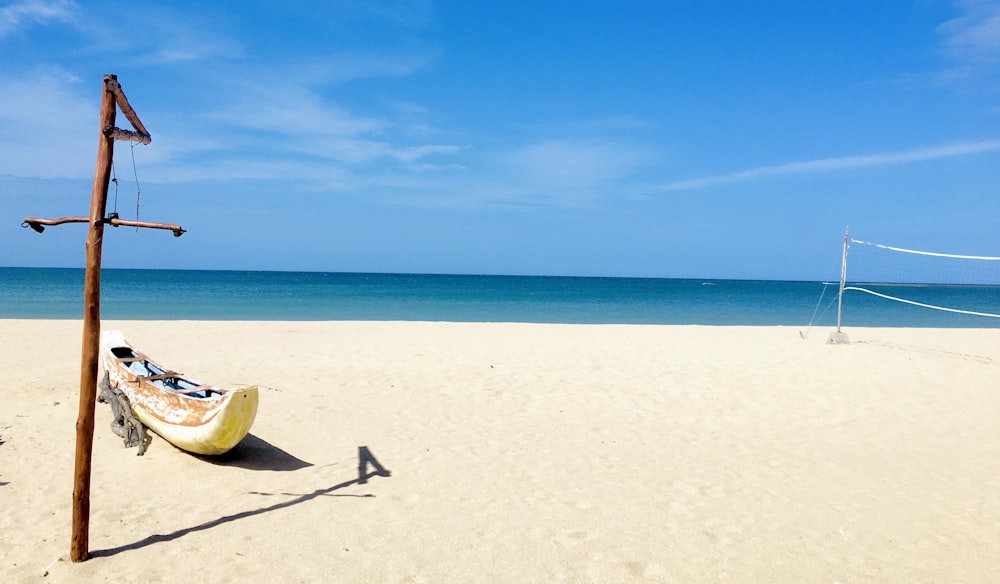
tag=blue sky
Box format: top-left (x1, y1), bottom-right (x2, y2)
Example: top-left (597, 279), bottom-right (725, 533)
top-left (1, 0), bottom-right (999, 279)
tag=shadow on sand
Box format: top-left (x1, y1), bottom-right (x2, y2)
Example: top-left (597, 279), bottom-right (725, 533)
top-left (1, 435), bottom-right (7, 486)
top-left (196, 433), bottom-right (313, 472)
top-left (90, 446), bottom-right (390, 559)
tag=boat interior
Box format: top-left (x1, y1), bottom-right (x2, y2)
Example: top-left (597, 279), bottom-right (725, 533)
top-left (109, 346), bottom-right (221, 398)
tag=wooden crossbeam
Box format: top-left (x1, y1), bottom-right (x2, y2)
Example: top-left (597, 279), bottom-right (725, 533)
top-left (23, 215), bottom-right (186, 236)
top-left (107, 127), bottom-right (151, 145)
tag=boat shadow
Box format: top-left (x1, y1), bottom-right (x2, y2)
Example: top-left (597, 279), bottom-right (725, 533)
top-left (196, 433), bottom-right (312, 472)
top-left (89, 446), bottom-right (390, 559)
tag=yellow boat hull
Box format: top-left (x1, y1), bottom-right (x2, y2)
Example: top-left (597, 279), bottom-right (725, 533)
top-left (131, 386), bottom-right (258, 455)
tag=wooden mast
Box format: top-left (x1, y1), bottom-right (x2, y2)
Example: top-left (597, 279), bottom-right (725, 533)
top-left (22, 74), bottom-right (184, 562)
top-left (70, 73), bottom-right (118, 562)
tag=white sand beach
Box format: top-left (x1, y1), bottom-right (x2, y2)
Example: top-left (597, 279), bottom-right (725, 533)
top-left (1, 320), bottom-right (998, 583)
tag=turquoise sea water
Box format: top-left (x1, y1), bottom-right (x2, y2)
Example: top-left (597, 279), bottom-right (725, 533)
top-left (1, 267), bottom-right (998, 327)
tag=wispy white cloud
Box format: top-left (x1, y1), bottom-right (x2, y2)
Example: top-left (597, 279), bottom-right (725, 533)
top-left (0, 91), bottom-right (442, 190)
top-left (16, 3), bottom-right (245, 66)
top-left (659, 139), bottom-right (1000, 191)
top-left (0, 0), bottom-right (75, 37)
top-left (0, 67), bottom-right (95, 179)
top-left (507, 140), bottom-right (649, 189)
top-left (93, 5), bottom-right (436, 74)
top-left (541, 115), bottom-right (651, 135)
top-left (102, 5), bottom-right (245, 65)
top-left (0, 5), bottom-right (669, 213)
top-left (210, 84), bottom-right (386, 140)
top-left (395, 144), bottom-right (465, 163)
top-left (196, 79), bottom-right (461, 169)
top-left (0, 57), bottom-right (458, 184)
top-left (938, 0), bottom-right (1000, 63)
top-left (411, 139), bottom-right (651, 209)
top-left (330, 0), bottom-right (436, 29)
top-left (288, 51), bottom-right (439, 86)
top-left (0, 1), bottom-right (454, 186)
top-left (142, 33), bottom-right (243, 65)
top-left (895, 1), bottom-right (1000, 87)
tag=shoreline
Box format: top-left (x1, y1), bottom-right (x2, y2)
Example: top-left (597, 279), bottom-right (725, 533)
top-left (2, 320), bottom-right (998, 582)
top-left (3, 317), bottom-right (1000, 329)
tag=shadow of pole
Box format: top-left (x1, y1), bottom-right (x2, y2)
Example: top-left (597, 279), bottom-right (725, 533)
top-left (358, 445), bottom-right (391, 484)
top-left (90, 446), bottom-right (391, 559)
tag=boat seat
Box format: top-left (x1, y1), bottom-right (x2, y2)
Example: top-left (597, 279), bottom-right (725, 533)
top-left (143, 372), bottom-right (182, 381)
top-left (116, 357), bottom-right (146, 363)
top-left (183, 386), bottom-right (220, 398)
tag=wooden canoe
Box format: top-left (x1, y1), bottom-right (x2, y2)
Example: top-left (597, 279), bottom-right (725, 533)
top-left (99, 330), bottom-right (258, 455)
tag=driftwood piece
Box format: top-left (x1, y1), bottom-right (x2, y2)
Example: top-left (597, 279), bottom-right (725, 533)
top-left (98, 371), bottom-right (152, 455)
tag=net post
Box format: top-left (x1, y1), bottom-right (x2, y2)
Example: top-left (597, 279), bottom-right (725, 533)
top-left (829, 226), bottom-right (851, 344)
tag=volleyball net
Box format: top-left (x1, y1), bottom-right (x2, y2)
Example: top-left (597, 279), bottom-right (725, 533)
top-left (844, 238), bottom-right (1000, 319)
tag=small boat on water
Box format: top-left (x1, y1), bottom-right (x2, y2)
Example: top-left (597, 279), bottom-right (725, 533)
top-left (99, 330), bottom-right (258, 455)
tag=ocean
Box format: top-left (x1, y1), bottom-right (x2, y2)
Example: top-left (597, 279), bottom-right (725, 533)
top-left (1, 267), bottom-right (998, 327)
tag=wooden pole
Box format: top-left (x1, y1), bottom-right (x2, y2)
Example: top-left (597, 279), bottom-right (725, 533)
top-left (21, 74), bottom-right (175, 561)
top-left (70, 73), bottom-right (118, 563)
